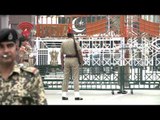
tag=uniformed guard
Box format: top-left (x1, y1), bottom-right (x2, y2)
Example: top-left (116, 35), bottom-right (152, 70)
top-left (18, 35), bottom-right (35, 67)
top-left (60, 26), bottom-right (83, 100)
top-left (0, 28), bottom-right (47, 105)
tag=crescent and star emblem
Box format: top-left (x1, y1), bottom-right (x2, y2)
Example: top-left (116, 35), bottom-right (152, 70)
top-left (72, 17), bottom-right (86, 33)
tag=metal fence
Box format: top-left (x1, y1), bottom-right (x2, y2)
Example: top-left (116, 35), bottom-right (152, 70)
top-left (34, 37), bottom-right (160, 94)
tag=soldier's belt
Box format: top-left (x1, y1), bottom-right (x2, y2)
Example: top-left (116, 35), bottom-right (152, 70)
top-left (23, 59), bottom-right (29, 62)
top-left (65, 55), bottom-right (77, 58)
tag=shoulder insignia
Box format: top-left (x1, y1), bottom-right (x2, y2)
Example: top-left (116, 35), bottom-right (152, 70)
top-left (21, 66), bottom-right (39, 75)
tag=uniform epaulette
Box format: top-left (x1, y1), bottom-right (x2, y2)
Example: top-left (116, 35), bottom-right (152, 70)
top-left (21, 66), bottom-right (39, 75)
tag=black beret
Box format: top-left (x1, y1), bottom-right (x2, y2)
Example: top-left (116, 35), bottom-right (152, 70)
top-left (0, 28), bottom-right (18, 43)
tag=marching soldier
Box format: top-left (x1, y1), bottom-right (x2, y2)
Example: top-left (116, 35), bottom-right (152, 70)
top-left (0, 28), bottom-right (47, 105)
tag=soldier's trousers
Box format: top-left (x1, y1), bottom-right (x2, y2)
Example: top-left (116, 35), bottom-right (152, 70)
top-left (62, 58), bottom-right (79, 92)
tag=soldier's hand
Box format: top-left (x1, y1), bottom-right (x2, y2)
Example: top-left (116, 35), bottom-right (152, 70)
top-left (61, 65), bottom-right (64, 71)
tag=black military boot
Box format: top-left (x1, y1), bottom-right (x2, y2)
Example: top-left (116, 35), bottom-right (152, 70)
top-left (62, 97), bottom-right (68, 100)
top-left (75, 97), bottom-right (83, 100)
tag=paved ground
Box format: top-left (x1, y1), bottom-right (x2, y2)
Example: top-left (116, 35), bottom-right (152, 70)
top-left (45, 90), bottom-right (160, 105)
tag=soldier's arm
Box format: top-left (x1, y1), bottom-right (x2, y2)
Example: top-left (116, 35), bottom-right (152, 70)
top-left (76, 42), bottom-right (84, 66)
top-left (78, 50), bottom-right (84, 66)
top-left (31, 68), bottom-right (48, 105)
top-left (61, 53), bottom-right (64, 70)
top-left (60, 44), bottom-right (64, 70)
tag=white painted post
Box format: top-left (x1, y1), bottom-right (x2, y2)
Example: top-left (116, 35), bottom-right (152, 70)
top-left (1, 15), bottom-right (9, 29)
